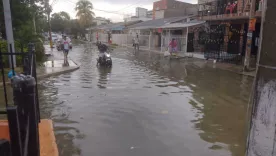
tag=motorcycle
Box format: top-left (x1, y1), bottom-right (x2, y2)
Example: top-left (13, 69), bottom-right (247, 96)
top-left (97, 52), bottom-right (112, 67)
top-left (56, 41), bottom-right (63, 51)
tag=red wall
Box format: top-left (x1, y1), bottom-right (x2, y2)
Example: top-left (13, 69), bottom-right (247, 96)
top-left (153, 0), bottom-right (168, 19)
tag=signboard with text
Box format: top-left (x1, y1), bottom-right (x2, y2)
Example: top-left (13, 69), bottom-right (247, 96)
top-left (249, 18), bottom-right (256, 31)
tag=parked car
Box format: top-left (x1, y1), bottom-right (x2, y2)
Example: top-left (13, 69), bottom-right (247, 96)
top-left (51, 34), bottom-right (58, 42)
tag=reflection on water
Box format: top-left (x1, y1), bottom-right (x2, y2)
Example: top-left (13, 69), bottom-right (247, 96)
top-left (0, 45), bottom-right (253, 156)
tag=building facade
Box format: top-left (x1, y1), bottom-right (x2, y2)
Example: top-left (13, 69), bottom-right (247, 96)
top-left (94, 17), bottom-right (110, 26)
top-left (152, 0), bottom-right (197, 19)
top-left (136, 7), bottom-right (148, 17)
top-left (147, 10), bottom-right (153, 18)
top-left (190, 0), bottom-right (263, 65)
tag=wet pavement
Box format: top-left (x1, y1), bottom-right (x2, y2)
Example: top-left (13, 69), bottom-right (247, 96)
top-left (1, 44), bottom-right (253, 156)
top-left (39, 44), bottom-right (253, 156)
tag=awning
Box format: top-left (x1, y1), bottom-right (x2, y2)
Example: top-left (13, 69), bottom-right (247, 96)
top-left (128, 16), bottom-right (191, 30)
top-left (111, 26), bottom-right (124, 31)
top-left (130, 26), bottom-right (157, 30)
top-left (158, 21), bottom-right (206, 29)
top-left (130, 21), bottom-right (205, 30)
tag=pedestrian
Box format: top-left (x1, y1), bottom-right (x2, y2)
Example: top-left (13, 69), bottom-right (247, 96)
top-left (168, 38), bottom-right (177, 56)
top-left (62, 35), bottom-right (70, 61)
top-left (133, 33), bottom-right (139, 48)
top-left (108, 32), bottom-right (112, 44)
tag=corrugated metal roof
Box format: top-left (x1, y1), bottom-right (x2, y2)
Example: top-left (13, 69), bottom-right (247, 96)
top-left (128, 16), bottom-right (190, 29)
top-left (90, 20), bottom-right (143, 30)
top-left (159, 21), bottom-right (206, 28)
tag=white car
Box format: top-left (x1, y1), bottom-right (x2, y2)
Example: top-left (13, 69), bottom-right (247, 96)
top-left (51, 34), bottom-right (58, 42)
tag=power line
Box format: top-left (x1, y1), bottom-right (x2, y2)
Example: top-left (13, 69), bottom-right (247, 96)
top-left (115, 0), bottom-right (155, 14)
top-left (93, 9), bottom-right (125, 15)
top-left (115, 0), bottom-right (144, 12)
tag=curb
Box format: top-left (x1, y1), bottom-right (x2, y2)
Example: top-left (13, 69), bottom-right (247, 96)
top-left (37, 66), bottom-right (80, 80)
top-left (0, 63), bottom-right (80, 87)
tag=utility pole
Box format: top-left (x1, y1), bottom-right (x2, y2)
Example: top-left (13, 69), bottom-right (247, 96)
top-left (2, 0), bottom-right (16, 67)
top-left (45, 0), bottom-right (53, 48)
top-left (244, 0), bottom-right (257, 71)
top-left (246, 0), bottom-right (276, 155)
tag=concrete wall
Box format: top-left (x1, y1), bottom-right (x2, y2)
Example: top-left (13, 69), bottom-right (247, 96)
top-left (186, 7), bottom-right (198, 16)
top-left (155, 10), bottom-right (165, 19)
top-left (153, 0), bottom-right (196, 19)
top-left (246, 1), bottom-right (276, 155)
top-left (164, 9), bottom-right (186, 18)
top-left (162, 6), bottom-right (197, 18)
top-left (109, 33), bottom-right (159, 48)
top-left (166, 0), bottom-right (195, 9)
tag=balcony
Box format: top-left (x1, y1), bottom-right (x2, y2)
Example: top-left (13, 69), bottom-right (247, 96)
top-left (197, 0), bottom-right (259, 21)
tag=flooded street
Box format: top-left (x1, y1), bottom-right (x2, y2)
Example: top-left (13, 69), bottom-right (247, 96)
top-left (9, 44), bottom-right (252, 156)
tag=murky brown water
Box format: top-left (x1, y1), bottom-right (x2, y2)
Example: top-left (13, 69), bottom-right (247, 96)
top-left (1, 44), bottom-right (253, 156)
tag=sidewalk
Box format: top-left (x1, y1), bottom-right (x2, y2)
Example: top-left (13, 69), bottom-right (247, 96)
top-left (0, 45), bottom-right (79, 87)
top-left (38, 45), bottom-right (80, 79)
top-left (124, 45), bottom-right (256, 77)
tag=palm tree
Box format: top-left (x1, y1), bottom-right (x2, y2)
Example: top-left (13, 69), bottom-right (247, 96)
top-left (75, 0), bottom-right (95, 28)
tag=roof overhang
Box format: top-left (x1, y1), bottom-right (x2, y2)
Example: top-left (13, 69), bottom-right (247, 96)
top-left (158, 21), bottom-right (206, 29)
top-left (130, 21), bottom-right (206, 30)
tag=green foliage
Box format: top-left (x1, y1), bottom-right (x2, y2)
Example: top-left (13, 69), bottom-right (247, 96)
top-left (0, 40), bottom-right (44, 68)
top-left (34, 40), bottom-right (45, 62)
top-left (0, 0), bottom-right (45, 68)
top-left (50, 12), bottom-right (71, 33)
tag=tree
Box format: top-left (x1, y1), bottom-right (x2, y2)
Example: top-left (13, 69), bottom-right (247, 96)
top-left (59, 11), bottom-right (70, 21)
top-left (0, 0), bottom-right (45, 44)
top-left (50, 11), bottom-right (71, 33)
top-left (75, 0), bottom-right (95, 28)
top-left (0, 0), bottom-right (46, 66)
top-left (69, 19), bottom-right (83, 38)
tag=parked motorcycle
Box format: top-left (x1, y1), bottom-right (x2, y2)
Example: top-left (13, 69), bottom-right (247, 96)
top-left (56, 41), bottom-right (63, 51)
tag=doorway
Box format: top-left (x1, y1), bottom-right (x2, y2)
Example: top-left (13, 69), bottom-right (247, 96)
top-left (187, 33), bottom-right (194, 52)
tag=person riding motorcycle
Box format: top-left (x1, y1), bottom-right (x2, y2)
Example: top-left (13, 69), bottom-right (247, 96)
top-left (97, 42), bottom-right (108, 53)
top-left (97, 42), bottom-right (109, 63)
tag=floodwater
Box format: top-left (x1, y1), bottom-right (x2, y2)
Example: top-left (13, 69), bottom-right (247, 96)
top-left (1, 44), bottom-right (253, 156)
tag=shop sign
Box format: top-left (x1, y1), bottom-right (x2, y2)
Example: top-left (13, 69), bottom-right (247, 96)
top-left (249, 18), bottom-right (256, 31)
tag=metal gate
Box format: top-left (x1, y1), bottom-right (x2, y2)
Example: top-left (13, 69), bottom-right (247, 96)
top-left (0, 43), bottom-right (40, 156)
top-left (161, 35), bottom-right (187, 53)
top-left (204, 24), bottom-right (244, 64)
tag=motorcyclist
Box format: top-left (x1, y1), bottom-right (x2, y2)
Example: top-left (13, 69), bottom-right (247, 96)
top-left (97, 42), bottom-right (109, 64)
top-left (97, 42), bottom-right (108, 53)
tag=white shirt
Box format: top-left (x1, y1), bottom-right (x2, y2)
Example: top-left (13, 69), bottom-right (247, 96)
top-left (63, 39), bottom-right (69, 50)
top-left (133, 37), bottom-right (139, 44)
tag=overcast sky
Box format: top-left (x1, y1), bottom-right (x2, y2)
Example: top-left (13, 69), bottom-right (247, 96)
top-left (52, 0), bottom-right (198, 22)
